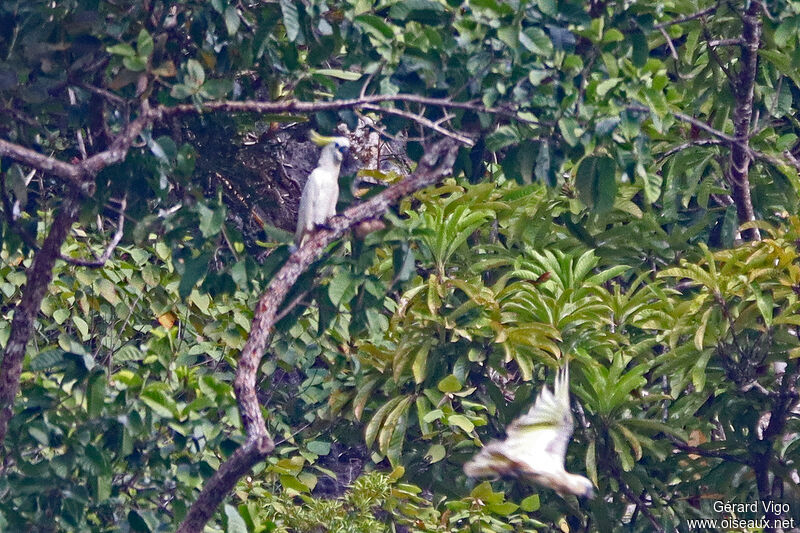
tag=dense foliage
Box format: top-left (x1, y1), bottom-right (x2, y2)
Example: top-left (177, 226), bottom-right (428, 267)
top-left (2, 0), bottom-right (800, 532)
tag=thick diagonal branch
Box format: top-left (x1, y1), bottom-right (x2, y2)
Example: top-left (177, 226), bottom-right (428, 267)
top-left (728, 1), bottom-right (762, 241)
top-left (0, 192), bottom-right (82, 445)
top-left (175, 138), bottom-right (461, 533)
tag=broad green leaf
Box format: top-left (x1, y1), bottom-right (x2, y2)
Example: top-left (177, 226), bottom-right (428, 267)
top-left (576, 155), bottom-right (617, 213)
top-left (224, 7), bottom-right (241, 36)
top-left (437, 374), bottom-right (462, 393)
top-left (448, 414), bottom-right (474, 433)
top-left (313, 69), bottom-right (362, 80)
top-left (280, 0), bottom-right (301, 41)
top-left (224, 504), bottom-right (248, 533)
top-left (137, 29), bottom-right (154, 58)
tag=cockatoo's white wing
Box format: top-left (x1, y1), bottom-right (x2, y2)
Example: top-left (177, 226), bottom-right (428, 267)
top-left (503, 363), bottom-right (573, 469)
top-left (464, 364), bottom-right (594, 498)
top-left (294, 137), bottom-right (348, 246)
top-left (295, 167), bottom-right (334, 244)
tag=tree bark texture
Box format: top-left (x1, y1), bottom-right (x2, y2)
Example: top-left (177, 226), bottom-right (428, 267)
top-left (0, 192), bottom-right (81, 445)
top-left (728, 1), bottom-right (762, 241)
top-left (176, 137), bottom-right (460, 533)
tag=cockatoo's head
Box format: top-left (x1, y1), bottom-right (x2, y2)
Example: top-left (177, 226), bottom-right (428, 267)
top-left (310, 131), bottom-right (350, 164)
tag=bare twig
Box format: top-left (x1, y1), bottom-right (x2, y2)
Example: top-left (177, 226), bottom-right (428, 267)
top-left (669, 435), bottom-right (748, 464)
top-left (79, 83), bottom-right (127, 106)
top-left (362, 103), bottom-right (474, 145)
top-left (610, 459), bottom-right (665, 533)
top-left (702, 26), bottom-right (737, 86)
top-left (658, 27), bottom-right (679, 61)
top-left (654, 3), bottom-right (719, 29)
top-left (0, 139), bottom-right (84, 188)
top-left (657, 139), bottom-right (725, 160)
top-left (359, 61), bottom-right (385, 99)
top-left (60, 197), bottom-right (128, 267)
top-left (708, 38), bottom-right (743, 47)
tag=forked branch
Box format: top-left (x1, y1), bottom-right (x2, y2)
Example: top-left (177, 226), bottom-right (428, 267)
top-left (176, 137), bottom-right (461, 533)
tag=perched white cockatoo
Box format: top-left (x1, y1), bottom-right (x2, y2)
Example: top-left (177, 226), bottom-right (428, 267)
top-left (294, 132), bottom-right (351, 246)
top-left (464, 364), bottom-right (595, 499)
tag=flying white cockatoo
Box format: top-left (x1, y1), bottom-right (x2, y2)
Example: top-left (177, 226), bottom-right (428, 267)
top-left (464, 363), bottom-right (595, 499)
top-left (294, 131), bottom-right (351, 246)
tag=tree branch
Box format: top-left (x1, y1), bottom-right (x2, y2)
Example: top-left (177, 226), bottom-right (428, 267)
top-left (361, 103), bottom-right (474, 145)
top-left (668, 435), bottom-right (749, 465)
top-left (654, 3), bottom-right (719, 29)
top-left (727, 1), bottom-right (762, 241)
top-left (60, 197), bottom-right (127, 267)
top-left (176, 137), bottom-right (461, 533)
top-left (0, 192), bottom-right (82, 446)
top-left (0, 139), bottom-right (83, 188)
top-left (609, 459), bottom-right (664, 533)
top-left (1, 94), bottom-right (529, 193)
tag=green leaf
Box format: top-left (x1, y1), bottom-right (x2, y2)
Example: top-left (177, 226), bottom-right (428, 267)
top-left (280, 0), bottom-right (301, 41)
top-left (596, 78), bottom-right (621, 98)
top-left (178, 252), bottom-right (212, 299)
top-left (198, 203), bottom-right (225, 237)
top-left (29, 349), bottom-right (66, 371)
top-left (313, 69), bottom-right (362, 80)
top-left (425, 444), bottom-right (446, 463)
top-left (412, 343), bottom-right (430, 384)
top-left (140, 386), bottom-right (178, 419)
top-left (107, 43), bottom-right (136, 57)
top-left (328, 270), bottom-right (359, 308)
top-left (224, 504), bottom-right (248, 533)
top-left (87, 372), bottom-right (106, 417)
top-left (137, 29), bottom-right (154, 58)
top-left (519, 27), bottom-right (553, 56)
top-left (378, 396), bottom-right (411, 454)
top-left (280, 474), bottom-right (310, 493)
top-left (72, 316), bottom-right (90, 340)
top-left (365, 396), bottom-right (405, 447)
top-left (53, 308), bottom-right (70, 325)
top-left (751, 283), bottom-right (773, 326)
top-left (586, 439), bottom-right (598, 486)
top-left (437, 374), bottom-right (462, 393)
top-left (558, 117), bottom-right (582, 146)
top-left (224, 7), bottom-right (241, 36)
top-left (123, 56), bottom-right (147, 72)
top-left (485, 126), bottom-right (520, 151)
top-left (170, 83), bottom-right (195, 99)
top-left (177, 144), bottom-right (197, 176)
top-left (576, 155), bottom-right (617, 213)
top-left (201, 79), bottom-right (233, 99)
top-left (630, 29), bottom-right (648, 67)
top-left (602, 29), bottom-right (624, 43)
top-left (520, 494), bottom-right (540, 512)
top-left (610, 428), bottom-right (634, 471)
top-left (186, 59), bottom-right (206, 87)
top-left (448, 414), bottom-right (474, 433)
top-left (307, 441), bottom-right (331, 455)
top-left (422, 409), bottom-right (443, 423)
top-left (355, 14), bottom-right (395, 44)
top-left (636, 162), bottom-right (662, 203)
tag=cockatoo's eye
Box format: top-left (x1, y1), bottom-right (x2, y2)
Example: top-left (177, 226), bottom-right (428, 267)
top-left (336, 142), bottom-right (349, 155)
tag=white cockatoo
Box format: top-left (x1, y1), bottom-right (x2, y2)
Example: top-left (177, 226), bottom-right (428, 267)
top-left (464, 364), bottom-right (595, 499)
top-left (294, 132), bottom-right (351, 246)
